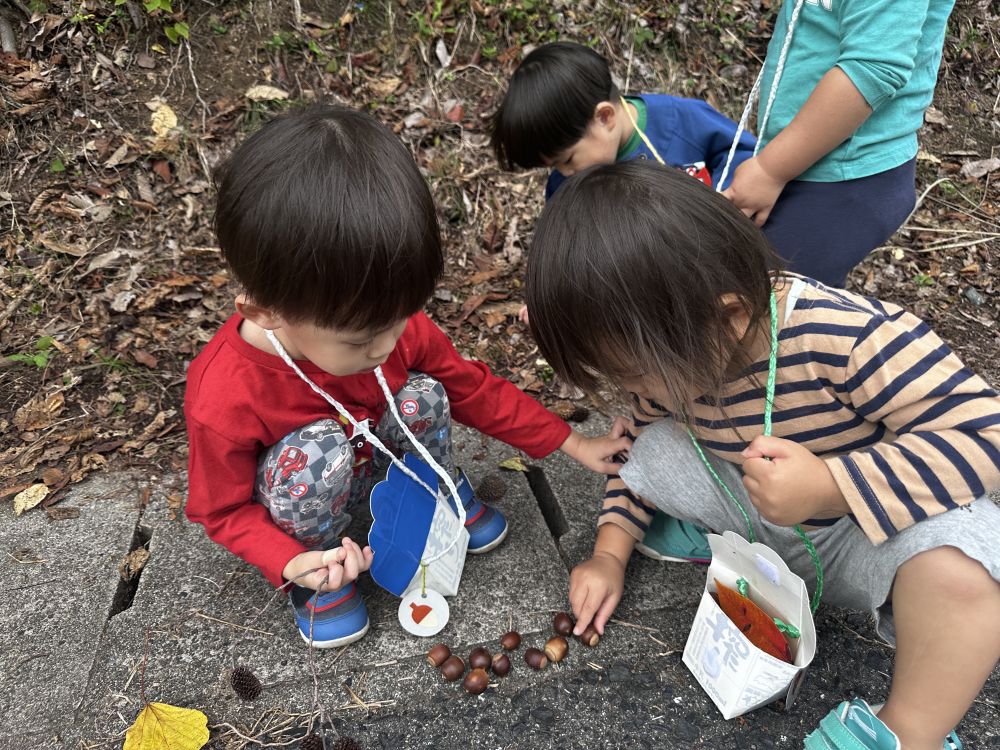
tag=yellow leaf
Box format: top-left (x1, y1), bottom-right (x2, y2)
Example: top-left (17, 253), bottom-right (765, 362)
top-left (124, 703), bottom-right (209, 750)
top-left (13, 483), bottom-right (49, 516)
top-left (498, 456), bottom-right (527, 472)
top-left (244, 84), bottom-right (289, 102)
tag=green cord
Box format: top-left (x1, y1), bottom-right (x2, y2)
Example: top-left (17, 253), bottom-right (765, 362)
top-left (688, 289), bottom-right (824, 614)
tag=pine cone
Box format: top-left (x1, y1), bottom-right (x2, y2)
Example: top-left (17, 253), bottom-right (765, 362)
top-left (474, 474), bottom-right (507, 504)
top-left (332, 737), bottom-right (363, 750)
top-left (299, 734), bottom-right (324, 750)
top-left (230, 665), bottom-right (263, 700)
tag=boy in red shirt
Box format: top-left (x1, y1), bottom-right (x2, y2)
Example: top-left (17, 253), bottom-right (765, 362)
top-left (184, 105), bottom-right (629, 647)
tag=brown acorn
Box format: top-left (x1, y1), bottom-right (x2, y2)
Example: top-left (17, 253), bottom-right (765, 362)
top-left (469, 647), bottom-right (492, 671)
top-left (523, 647), bottom-right (548, 670)
top-left (491, 652), bottom-right (512, 677)
top-left (440, 655), bottom-right (465, 681)
top-left (577, 625), bottom-right (600, 647)
top-left (230, 665), bottom-right (263, 700)
top-left (544, 635), bottom-right (568, 663)
top-left (463, 667), bottom-right (490, 695)
top-left (553, 611), bottom-right (574, 636)
top-left (499, 630), bottom-right (521, 651)
top-left (427, 643), bottom-right (451, 668)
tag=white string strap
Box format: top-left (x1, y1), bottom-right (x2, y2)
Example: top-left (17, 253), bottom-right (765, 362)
top-left (716, 0), bottom-right (807, 190)
top-left (264, 330), bottom-right (466, 565)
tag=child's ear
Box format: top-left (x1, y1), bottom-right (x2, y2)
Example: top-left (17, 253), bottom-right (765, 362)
top-left (719, 293), bottom-right (752, 339)
top-left (593, 101), bottom-right (618, 132)
top-left (235, 294), bottom-right (283, 330)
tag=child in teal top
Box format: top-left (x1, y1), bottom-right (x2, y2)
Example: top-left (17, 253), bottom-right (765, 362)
top-left (724, 0), bottom-right (956, 287)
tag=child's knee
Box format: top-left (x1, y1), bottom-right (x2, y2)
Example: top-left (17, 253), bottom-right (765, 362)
top-left (257, 419), bottom-right (354, 499)
top-left (900, 546), bottom-right (1000, 605)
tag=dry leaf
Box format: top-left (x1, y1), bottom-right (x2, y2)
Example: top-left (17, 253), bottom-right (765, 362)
top-left (148, 100), bottom-right (177, 138)
top-left (133, 350), bottom-right (158, 369)
top-left (244, 84), bottom-right (289, 102)
top-left (14, 392), bottom-right (65, 432)
top-left (123, 702), bottom-right (209, 750)
top-left (498, 456), bottom-right (527, 472)
top-left (14, 484), bottom-right (50, 516)
top-left (370, 77), bottom-right (401, 98)
top-left (119, 548), bottom-right (151, 581)
top-left (960, 158), bottom-right (1000, 180)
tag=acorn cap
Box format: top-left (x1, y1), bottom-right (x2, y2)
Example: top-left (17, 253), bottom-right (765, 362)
top-left (230, 665), bottom-right (263, 700)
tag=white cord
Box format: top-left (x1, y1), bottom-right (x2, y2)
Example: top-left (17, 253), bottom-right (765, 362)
top-left (716, 0), bottom-right (807, 191)
top-left (264, 330), bottom-right (466, 565)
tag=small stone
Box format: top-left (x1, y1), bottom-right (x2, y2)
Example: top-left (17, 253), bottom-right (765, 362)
top-left (720, 63), bottom-right (748, 80)
top-left (964, 287), bottom-right (985, 306)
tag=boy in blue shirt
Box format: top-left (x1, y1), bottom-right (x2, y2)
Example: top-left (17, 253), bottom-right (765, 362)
top-left (490, 42), bottom-right (756, 199)
top-left (491, 41), bottom-right (756, 566)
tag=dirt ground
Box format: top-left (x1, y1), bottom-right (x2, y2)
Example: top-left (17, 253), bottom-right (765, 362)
top-left (1, 0), bottom-right (999, 515)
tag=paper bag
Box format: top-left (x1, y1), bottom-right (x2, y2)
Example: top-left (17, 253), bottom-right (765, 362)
top-left (682, 531), bottom-right (816, 719)
top-left (368, 452), bottom-right (469, 597)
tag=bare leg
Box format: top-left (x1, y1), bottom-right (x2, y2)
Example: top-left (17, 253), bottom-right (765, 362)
top-left (878, 546), bottom-right (1000, 750)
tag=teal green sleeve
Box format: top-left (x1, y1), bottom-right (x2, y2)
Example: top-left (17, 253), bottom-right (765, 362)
top-left (835, 0), bottom-right (931, 111)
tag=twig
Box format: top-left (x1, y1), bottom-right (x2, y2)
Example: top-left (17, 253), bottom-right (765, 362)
top-left (192, 610), bottom-right (274, 635)
top-left (608, 617), bottom-right (659, 632)
top-left (184, 41), bottom-right (210, 131)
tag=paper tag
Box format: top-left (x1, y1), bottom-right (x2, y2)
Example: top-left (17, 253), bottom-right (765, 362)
top-left (755, 554), bottom-right (781, 585)
top-left (398, 588), bottom-right (450, 637)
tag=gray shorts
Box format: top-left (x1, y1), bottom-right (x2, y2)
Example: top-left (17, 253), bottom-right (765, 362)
top-left (620, 419), bottom-right (1000, 645)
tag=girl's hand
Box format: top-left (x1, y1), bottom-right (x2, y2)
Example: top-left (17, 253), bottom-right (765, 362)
top-left (722, 155), bottom-right (788, 227)
top-left (283, 537), bottom-right (374, 592)
top-left (560, 418), bottom-right (633, 475)
top-left (569, 552), bottom-right (626, 636)
top-left (741, 436), bottom-right (851, 526)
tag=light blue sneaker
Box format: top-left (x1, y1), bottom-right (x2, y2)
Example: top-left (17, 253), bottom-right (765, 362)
top-left (804, 698), bottom-right (962, 750)
top-left (449, 468), bottom-right (508, 554)
top-left (635, 512), bottom-right (712, 564)
top-left (290, 582), bottom-right (369, 648)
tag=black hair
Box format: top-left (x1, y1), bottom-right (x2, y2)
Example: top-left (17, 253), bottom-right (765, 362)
top-left (491, 42), bottom-right (620, 170)
top-left (214, 103), bottom-right (442, 331)
top-left (526, 160), bottom-right (781, 417)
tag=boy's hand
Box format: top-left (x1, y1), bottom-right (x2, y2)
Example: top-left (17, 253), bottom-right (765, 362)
top-left (569, 551), bottom-right (626, 637)
top-left (722, 155), bottom-right (788, 227)
top-left (560, 419), bottom-right (633, 475)
top-left (741, 436), bottom-right (850, 526)
top-left (283, 536), bottom-right (374, 592)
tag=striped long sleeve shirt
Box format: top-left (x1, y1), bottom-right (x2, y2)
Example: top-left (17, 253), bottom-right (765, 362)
top-left (602, 275), bottom-right (1000, 546)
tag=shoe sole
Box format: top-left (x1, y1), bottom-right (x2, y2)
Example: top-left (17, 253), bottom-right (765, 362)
top-left (298, 620), bottom-right (370, 649)
top-left (467, 523), bottom-right (509, 554)
top-left (635, 542), bottom-right (711, 564)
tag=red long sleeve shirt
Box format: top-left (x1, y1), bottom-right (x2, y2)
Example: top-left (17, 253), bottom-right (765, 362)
top-left (184, 312), bottom-right (571, 585)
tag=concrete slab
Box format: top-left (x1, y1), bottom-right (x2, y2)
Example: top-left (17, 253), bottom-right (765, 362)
top-left (0, 470), bottom-right (162, 748)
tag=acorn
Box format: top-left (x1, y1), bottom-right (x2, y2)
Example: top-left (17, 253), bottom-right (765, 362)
top-left (440, 655), bottom-right (465, 681)
top-left (230, 665), bottom-right (263, 700)
top-left (463, 667), bottom-right (490, 695)
top-left (577, 625), bottom-right (600, 647)
top-left (499, 630), bottom-right (521, 651)
top-left (523, 647), bottom-right (548, 670)
top-left (491, 652), bottom-right (512, 677)
top-left (427, 643), bottom-right (451, 668)
top-left (469, 646), bottom-right (492, 671)
top-left (553, 611), bottom-right (574, 636)
top-left (544, 635), bottom-right (568, 663)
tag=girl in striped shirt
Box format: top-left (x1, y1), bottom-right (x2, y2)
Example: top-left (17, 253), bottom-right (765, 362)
top-left (525, 160), bottom-right (1000, 750)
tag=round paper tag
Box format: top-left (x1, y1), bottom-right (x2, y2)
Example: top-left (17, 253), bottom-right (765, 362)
top-left (398, 588), bottom-right (449, 637)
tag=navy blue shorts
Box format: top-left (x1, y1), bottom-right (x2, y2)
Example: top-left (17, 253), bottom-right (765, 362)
top-left (763, 159), bottom-right (916, 288)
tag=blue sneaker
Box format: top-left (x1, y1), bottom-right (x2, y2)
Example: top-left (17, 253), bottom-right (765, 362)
top-left (635, 512), bottom-right (712, 564)
top-left (804, 698), bottom-right (962, 750)
top-left (449, 468), bottom-right (508, 554)
top-left (290, 582), bottom-right (369, 648)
